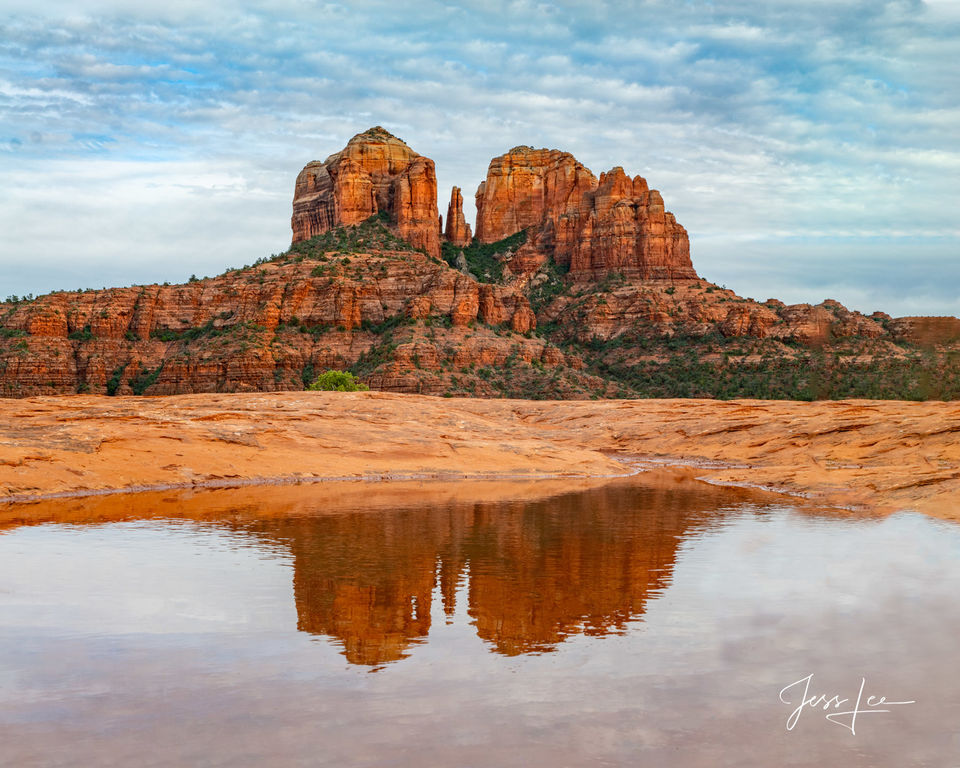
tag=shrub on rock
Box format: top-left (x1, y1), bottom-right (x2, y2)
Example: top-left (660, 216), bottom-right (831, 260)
top-left (307, 370), bottom-right (370, 392)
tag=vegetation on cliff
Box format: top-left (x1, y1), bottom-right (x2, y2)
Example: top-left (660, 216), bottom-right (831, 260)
top-left (285, 212), bottom-right (425, 260)
top-left (591, 349), bottom-right (960, 401)
top-left (441, 229), bottom-right (528, 284)
top-left (1, 214), bottom-right (956, 401)
top-left (1, 127), bottom-right (957, 401)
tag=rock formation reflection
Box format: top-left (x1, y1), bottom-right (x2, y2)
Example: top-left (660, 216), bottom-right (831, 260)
top-left (245, 481), bottom-right (734, 666)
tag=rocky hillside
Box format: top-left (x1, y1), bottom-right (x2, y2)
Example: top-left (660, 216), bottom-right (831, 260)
top-left (2, 127), bottom-right (958, 400)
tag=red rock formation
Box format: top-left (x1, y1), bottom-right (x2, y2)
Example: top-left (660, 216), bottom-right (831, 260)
top-left (720, 305), bottom-right (776, 339)
top-left (475, 147), bottom-right (596, 245)
top-left (569, 169), bottom-right (696, 280)
top-left (291, 127), bottom-right (440, 259)
top-left (0, 248), bottom-right (572, 398)
top-left (891, 316), bottom-right (960, 346)
top-left (443, 186), bottom-right (472, 247)
top-left (510, 297), bottom-right (536, 334)
top-left (474, 147), bottom-right (697, 281)
top-left (3, 126), bottom-right (956, 402)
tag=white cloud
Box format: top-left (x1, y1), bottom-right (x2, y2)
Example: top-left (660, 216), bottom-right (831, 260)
top-left (0, 0), bottom-right (958, 315)
top-left (0, 159), bottom-right (291, 296)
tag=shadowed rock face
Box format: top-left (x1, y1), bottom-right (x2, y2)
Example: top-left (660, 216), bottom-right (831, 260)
top-left (475, 147), bottom-right (697, 281)
top-left (250, 481), bottom-right (726, 666)
top-left (291, 127), bottom-right (441, 259)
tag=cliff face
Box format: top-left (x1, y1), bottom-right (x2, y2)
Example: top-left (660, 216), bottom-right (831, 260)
top-left (291, 127), bottom-right (441, 259)
top-left (474, 147), bottom-right (696, 280)
top-left (0, 207), bottom-right (618, 398)
top-left (0, 247), bottom-right (582, 398)
top-left (475, 148), bottom-right (596, 245)
top-left (0, 250), bottom-right (933, 400)
top-left (1, 126), bottom-right (956, 401)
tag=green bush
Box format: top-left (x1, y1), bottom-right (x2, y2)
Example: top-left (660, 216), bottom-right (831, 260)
top-left (288, 213), bottom-right (419, 262)
top-left (307, 370), bottom-right (370, 392)
top-left (106, 365), bottom-right (125, 396)
top-left (130, 363), bottom-right (164, 395)
top-left (441, 228), bottom-right (529, 283)
top-left (301, 363), bottom-right (316, 387)
top-left (68, 325), bottom-right (94, 341)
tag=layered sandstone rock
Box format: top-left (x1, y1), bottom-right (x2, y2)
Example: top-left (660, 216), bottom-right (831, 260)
top-left (569, 169), bottom-right (696, 279)
top-left (720, 305), bottom-right (775, 339)
top-left (1, 394), bottom-right (958, 520)
top-left (539, 277), bottom-right (905, 351)
top-left (474, 147), bottom-right (697, 280)
top-left (291, 127), bottom-right (440, 259)
top-left (443, 186), bottom-right (472, 247)
top-left (0, 243), bottom-right (939, 400)
top-left (3, 126), bottom-right (957, 402)
top-left (475, 147), bottom-right (596, 246)
top-left (0, 249), bottom-right (572, 398)
top-left (891, 316), bottom-right (960, 346)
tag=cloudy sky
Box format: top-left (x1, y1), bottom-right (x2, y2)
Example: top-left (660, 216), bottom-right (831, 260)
top-left (1, 0), bottom-right (957, 316)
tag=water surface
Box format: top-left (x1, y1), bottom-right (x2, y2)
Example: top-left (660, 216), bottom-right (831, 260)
top-left (1, 479), bottom-right (958, 766)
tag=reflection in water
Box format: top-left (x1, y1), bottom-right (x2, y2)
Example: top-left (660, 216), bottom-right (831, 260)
top-left (245, 482), bottom-right (720, 665)
top-left (3, 478), bottom-right (960, 767)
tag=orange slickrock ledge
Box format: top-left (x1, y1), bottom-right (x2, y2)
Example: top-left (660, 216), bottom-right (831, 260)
top-left (0, 392), bottom-right (957, 521)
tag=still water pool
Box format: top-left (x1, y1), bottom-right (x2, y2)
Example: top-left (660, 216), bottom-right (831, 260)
top-left (1, 479), bottom-right (958, 766)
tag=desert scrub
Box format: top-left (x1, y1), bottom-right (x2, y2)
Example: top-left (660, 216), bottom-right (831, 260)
top-left (307, 370), bottom-right (370, 392)
top-left (441, 229), bottom-right (529, 284)
top-left (129, 363), bottom-right (164, 395)
top-left (529, 260), bottom-right (569, 313)
top-left (67, 325), bottom-right (94, 341)
top-left (287, 213), bottom-right (419, 261)
top-left (106, 365), bottom-right (125, 396)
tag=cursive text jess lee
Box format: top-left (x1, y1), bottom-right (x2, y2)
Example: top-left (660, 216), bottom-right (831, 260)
top-left (779, 674), bottom-right (915, 735)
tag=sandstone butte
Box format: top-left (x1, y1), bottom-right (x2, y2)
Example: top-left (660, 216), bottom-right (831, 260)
top-left (0, 126), bottom-right (958, 518)
top-left (291, 126), bottom-right (441, 259)
top-left (475, 147), bottom-right (696, 280)
top-left (2, 125), bottom-right (956, 403)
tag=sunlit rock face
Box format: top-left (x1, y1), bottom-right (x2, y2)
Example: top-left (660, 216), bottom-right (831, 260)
top-left (443, 186), bottom-right (472, 248)
top-left (475, 146), bottom-right (697, 281)
top-left (291, 126), bottom-right (441, 259)
top-left (0, 252), bottom-right (553, 397)
top-left (2, 126), bottom-right (951, 400)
